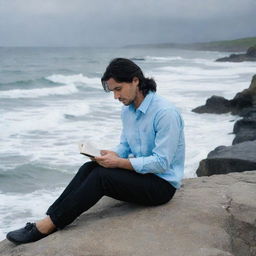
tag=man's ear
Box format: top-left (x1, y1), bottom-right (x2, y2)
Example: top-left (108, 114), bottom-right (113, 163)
top-left (132, 77), bottom-right (139, 86)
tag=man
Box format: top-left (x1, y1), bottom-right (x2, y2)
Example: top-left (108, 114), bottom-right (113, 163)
top-left (6, 58), bottom-right (185, 244)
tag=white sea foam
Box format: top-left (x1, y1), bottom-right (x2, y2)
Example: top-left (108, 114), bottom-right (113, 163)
top-left (1, 49), bottom-right (256, 242)
top-left (0, 93), bottom-right (120, 171)
top-left (183, 112), bottom-right (238, 177)
top-left (145, 56), bottom-right (184, 62)
top-left (1, 101), bottom-right (87, 133)
top-left (46, 74), bottom-right (99, 86)
top-left (156, 64), bottom-right (256, 79)
top-left (0, 74), bottom-right (100, 99)
top-left (0, 188), bottom-right (63, 241)
top-left (0, 84), bottom-right (78, 99)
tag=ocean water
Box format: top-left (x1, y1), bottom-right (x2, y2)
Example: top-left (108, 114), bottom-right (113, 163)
top-left (0, 47), bottom-right (256, 241)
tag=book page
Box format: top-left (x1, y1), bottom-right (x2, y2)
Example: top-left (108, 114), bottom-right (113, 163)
top-left (78, 141), bottom-right (100, 158)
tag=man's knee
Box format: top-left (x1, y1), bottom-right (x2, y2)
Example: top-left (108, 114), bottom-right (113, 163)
top-left (77, 161), bottom-right (97, 176)
top-left (91, 166), bottom-right (116, 185)
top-left (92, 166), bottom-right (108, 177)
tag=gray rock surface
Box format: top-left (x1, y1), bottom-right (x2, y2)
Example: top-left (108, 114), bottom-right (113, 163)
top-left (1, 171), bottom-right (256, 256)
top-left (196, 141), bottom-right (256, 177)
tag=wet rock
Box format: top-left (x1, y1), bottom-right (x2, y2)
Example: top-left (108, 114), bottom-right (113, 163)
top-left (232, 118), bottom-right (256, 144)
top-left (192, 95), bottom-right (232, 114)
top-left (216, 46), bottom-right (256, 62)
top-left (196, 141), bottom-right (256, 177)
top-left (192, 75), bottom-right (256, 117)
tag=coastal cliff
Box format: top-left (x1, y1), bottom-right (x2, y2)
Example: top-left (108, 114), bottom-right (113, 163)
top-left (0, 171), bottom-right (255, 256)
top-left (192, 74), bottom-right (256, 177)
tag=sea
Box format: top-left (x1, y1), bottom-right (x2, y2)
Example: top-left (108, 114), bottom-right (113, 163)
top-left (0, 47), bottom-right (256, 241)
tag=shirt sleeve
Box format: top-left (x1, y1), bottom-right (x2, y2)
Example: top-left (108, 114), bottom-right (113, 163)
top-left (114, 127), bottom-right (131, 158)
top-left (114, 108), bottom-right (131, 158)
top-left (129, 108), bottom-right (183, 174)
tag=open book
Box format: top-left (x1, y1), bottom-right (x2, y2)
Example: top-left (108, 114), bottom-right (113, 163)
top-left (79, 142), bottom-right (100, 159)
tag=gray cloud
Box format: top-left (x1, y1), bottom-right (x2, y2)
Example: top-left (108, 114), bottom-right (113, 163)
top-left (0, 0), bottom-right (255, 46)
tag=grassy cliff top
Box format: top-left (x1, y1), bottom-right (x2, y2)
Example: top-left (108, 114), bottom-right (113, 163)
top-left (190, 37), bottom-right (256, 52)
top-left (125, 37), bottom-right (256, 52)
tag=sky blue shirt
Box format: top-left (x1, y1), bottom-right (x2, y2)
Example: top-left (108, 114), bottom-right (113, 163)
top-left (115, 92), bottom-right (185, 189)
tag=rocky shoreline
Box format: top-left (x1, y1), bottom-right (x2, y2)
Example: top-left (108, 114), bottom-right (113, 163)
top-left (193, 74), bottom-right (256, 177)
top-left (1, 66), bottom-right (256, 256)
top-left (216, 46), bottom-right (256, 62)
top-left (0, 171), bottom-right (255, 256)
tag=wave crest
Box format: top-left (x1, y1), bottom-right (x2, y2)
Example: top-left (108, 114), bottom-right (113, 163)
top-left (0, 84), bottom-right (78, 99)
top-left (0, 74), bottom-right (99, 99)
top-left (46, 74), bottom-right (99, 85)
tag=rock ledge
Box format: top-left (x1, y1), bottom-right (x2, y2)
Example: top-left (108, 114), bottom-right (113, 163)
top-left (0, 171), bottom-right (255, 256)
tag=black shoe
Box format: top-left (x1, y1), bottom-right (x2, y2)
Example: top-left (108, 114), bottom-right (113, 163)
top-left (6, 222), bottom-right (48, 244)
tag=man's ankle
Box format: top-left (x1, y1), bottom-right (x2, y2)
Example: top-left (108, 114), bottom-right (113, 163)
top-left (36, 217), bottom-right (56, 234)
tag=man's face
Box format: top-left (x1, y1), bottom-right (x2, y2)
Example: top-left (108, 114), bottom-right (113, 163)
top-left (106, 77), bottom-right (139, 106)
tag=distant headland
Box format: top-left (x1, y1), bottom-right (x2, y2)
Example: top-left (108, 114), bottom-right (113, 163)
top-left (124, 37), bottom-right (256, 52)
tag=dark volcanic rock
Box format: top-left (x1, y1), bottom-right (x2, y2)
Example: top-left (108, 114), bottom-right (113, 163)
top-left (216, 46), bottom-right (256, 62)
top-left (230, 74), bottom-right (256, 114)
top-left (193, 74), bottom-right (256, 147)
top-left (192, 75), bottom-right (256, 116)
top-left (192, 95), bottom-right (232, 114)
top-left (239, 107), bottom-right (256, 118)
top-left (232, 117), bottom-right (256, 144)
top-left (233, 118), bottom-right (256, 134)
top-left (196, 141), bottom-right (256, 176)
top-left (232, 128), bottom-right (256, 144)
top-left (229, 92), bottom-right (253, 115)
top-left (247, 46), bottom-right (256, 57)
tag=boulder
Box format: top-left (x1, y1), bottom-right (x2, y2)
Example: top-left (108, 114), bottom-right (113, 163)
top-left (232, 118), bottom-right (256, 144)
top-left (233, 118), bottom-right (256, 134)
top-left (196, 141), bottom-right (256, 177)
top-left (230, 92), bottom-right (253, 115)
top-left (247, 46), bottom-right (256, 57)
top-left (192, 75), bottom-right (256, 116)
top-left (0, 171), bottom-right (256, 256)
top-left (239, 108), bottom-right (256, 119)
top-left (232, 129), bottom-right (256, 144)
top-left (192, 95), bottom-right (232, 114)
top-left (230, 74), bottom-right (256, 114)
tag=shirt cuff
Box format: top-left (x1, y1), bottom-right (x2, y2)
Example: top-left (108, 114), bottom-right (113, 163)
top-left (114, 146), bottom-right (126, 158)
top-left (129, 157), bottom-right (144, 173)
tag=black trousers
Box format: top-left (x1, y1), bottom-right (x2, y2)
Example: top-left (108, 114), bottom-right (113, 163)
top-left (46, 161), bottom-right (176, 229)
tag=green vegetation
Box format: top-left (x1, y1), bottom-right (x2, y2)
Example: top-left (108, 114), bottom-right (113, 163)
top-left (125, 37), bottom-right (256, 52)
top-left (190, 37), bottom-right (256, 52)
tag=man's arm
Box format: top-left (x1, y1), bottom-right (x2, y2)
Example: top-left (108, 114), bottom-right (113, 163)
top-left (115, 109), bottom-right (132, 158)
top-left (129, 108), bottom-right (184, 174)
top-left (115, 129), bottom-right (131, 158)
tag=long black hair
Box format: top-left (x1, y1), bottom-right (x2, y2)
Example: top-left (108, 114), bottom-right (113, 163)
top-left (101, 58), bottom-right (156, 96)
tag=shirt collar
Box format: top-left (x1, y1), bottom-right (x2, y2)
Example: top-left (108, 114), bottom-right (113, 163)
top-left (136, 91), bottom-right (155, 114)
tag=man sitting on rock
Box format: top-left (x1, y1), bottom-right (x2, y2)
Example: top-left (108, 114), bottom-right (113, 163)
top-left (6, 58), bottom-right (185, 244)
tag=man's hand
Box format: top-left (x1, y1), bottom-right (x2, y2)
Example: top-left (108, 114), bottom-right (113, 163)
top-left (100, 150), bottom-right (118, 157)
top-left (95, 152), bottom-right (120, 168)
top-left (95, 150), bottom-right (134, 170)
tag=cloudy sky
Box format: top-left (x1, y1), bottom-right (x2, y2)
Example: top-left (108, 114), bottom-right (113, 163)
top-left (0, 0), bottom-right (255, 47)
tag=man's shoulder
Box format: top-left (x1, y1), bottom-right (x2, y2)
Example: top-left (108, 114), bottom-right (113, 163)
top-left (151, 94), bottom-right (177, 112)
top-left (150, 94), bottom-right (184, 123)
top-left (151, 95), bottom-right (184, 127)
